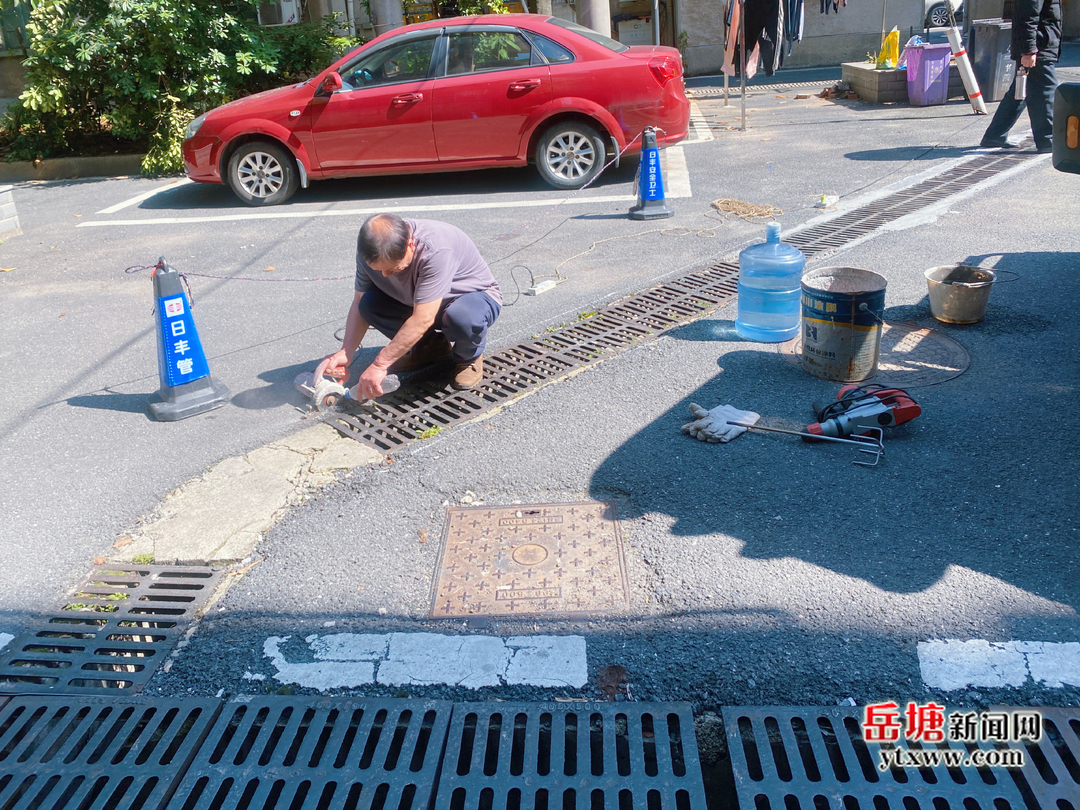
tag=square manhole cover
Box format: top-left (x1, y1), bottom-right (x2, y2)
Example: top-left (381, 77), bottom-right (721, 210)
top-left (431, 502), bottom-right (630, 619)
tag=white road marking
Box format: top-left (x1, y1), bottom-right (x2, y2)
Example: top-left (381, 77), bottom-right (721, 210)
top-left (78, 194), bottom-right (638, 228)
top-left (0, 633), bottom-right (12, 653)
top-left (919, 639), bottom-right (1080, 690)
top-left (685, 101), bottom-right (715, 144)
top-left (261, 632), bottom-right (587, 691)
top-left (663, 146), bottom-right (692, 198)
top-left (96, 178), bottom-right (193, 214)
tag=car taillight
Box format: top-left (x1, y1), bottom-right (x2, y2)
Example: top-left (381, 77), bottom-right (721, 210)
top-left (649, 56), bottom-right (681, 87)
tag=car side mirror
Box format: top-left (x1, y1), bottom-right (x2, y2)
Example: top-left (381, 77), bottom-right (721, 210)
top-left (319, 73), bottom-right (343, 95)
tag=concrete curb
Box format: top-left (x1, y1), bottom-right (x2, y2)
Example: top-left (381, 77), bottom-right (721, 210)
top-left (111, 423), bottom-right (382, 566)
top-left (0, 184), bottom-right (20, 239)
top-left (0, 153), bottom-right (145, 183)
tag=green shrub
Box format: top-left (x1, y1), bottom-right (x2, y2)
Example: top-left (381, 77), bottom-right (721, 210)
top-left (1, 0), bottom-right (362, 172)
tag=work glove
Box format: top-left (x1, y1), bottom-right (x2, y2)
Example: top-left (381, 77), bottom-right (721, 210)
top-left (681, 403), bottom-right (760, 443)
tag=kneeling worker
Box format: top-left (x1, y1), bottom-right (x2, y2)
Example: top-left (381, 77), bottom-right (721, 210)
top-left (316, 214), bottom-right (502, 399)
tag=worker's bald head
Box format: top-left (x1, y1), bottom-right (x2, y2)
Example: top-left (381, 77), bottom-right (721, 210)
top-left (358, 214), bottom-right (411, 265)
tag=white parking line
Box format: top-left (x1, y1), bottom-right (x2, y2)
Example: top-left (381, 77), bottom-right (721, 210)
top-left (78, 193), bottom-right (639, 228)
top-left (663, 146), bottom-right (691, 197)
top-left (256, 632), bottom-right (588, 691)
top-left (919, 639), bottom-right (1080, 690)
top-left (96, 178), bottom-right (193, 214)
top-left (685, 101), bottom-right (715, 144)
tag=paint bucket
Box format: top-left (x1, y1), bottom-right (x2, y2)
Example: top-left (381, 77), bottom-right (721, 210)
top-left (801, 267), bottom-right (888, 382)
top-left (924, 265), bottom-right (1000, 324)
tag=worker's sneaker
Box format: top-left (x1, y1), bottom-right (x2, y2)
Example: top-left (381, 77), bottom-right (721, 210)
top-left (452, 355), bottom-right (484, 390)
top-left (979, 137), bottom-right (1016, 149)
top-left (390, 333), bottom-right (451, 372)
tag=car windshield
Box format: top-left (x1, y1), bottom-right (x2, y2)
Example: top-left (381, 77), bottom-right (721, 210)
top-left (546, 17), bottom-right (629, 52)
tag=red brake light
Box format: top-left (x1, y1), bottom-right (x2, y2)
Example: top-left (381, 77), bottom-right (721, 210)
top-left (649, 56), bottom-right (681, 87)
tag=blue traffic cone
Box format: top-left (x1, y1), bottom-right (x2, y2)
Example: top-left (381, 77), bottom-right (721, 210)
top-left (146, 257), bottom-right (230, 421)
top-left (629, 127), bottom-right (674, 220)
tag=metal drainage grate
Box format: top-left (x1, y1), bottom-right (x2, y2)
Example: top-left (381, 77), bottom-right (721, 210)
top-left (1007, 706), bottom-right (1080, 810)
top-left (723, 706), bottom-right (1026, 809)
top-left (0, 566), bottom-right (222, 695)
top-left (167, 696), bottom-right (452, 810)
top-left (326, 146), bottom-right (1036, 454)
top-left (435, 701), bottom-right (708, 810)
top-left (0, 695), bottom-right (221, 810)
top-left (324, 269), bottom-right (739, 451)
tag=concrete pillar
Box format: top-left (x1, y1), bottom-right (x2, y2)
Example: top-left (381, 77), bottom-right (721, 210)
top-left (575, 0), bottom-right (610, 37)
top-left (369, 0), bottom-right (405, 36)
top-left (531, 0), bottom-right (554, 15)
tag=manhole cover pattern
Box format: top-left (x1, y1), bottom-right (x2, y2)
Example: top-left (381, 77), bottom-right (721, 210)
top-left (777, 322), bottom-right (970, 388)
top-left (1004, 706), bottom-right (1080, 809)
top-left (431, 503), bottom-right (629, 619)
top-left (0, 566), bottom-right (223, 696)
top-left (435, 701), bottom-right (708, 809)
top-left (324, 268), bottom-right (740, 451)
top-left (723, 707), bottom-right (1026, 809)
top-left (0, 695), bottom-right (221, 810)
top-left (167, 696), bottom-right (452, 810)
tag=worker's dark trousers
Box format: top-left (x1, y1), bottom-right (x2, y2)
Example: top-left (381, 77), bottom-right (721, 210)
top-left (358, 288), bottom-right (500, 363)
top-left (982, 61), bottom-right (1058, 151)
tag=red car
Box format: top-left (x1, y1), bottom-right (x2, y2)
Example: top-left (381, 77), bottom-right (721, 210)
top-left (182, 14), bottom-right (689, 205)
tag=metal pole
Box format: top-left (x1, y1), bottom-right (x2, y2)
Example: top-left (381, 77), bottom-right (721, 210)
top-left (739, 0), bottom-right (746, 132)
top-left (652, 0), bottom-right (660, 45)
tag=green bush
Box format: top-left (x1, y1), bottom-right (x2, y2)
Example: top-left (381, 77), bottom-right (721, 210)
top-left (0, 0), bottom-right (362, 173)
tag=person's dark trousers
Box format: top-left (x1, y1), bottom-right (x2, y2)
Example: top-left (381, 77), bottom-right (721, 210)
top-left (358, 288), bottom-right (501, 363)
top-left (982, 62), bottom-right (1058, 151)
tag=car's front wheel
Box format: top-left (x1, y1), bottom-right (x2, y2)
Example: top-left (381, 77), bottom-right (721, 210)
top-left (227, 141), bottom-right (299, 206)
top-left (535, 122), bottom-right (606, 190)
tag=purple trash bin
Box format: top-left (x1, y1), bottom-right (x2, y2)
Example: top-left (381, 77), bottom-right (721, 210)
top-left (906, 43), bottom-right (953, 106)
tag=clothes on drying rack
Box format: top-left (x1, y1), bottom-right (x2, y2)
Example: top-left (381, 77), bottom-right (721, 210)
top-left (722, 0), bottom-right (804, 78)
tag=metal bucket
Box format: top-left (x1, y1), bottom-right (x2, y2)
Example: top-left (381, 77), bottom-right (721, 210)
top-left (801, 267), bottom-right (887, 382)
top-left (925, 264), bottom-right (996, 324)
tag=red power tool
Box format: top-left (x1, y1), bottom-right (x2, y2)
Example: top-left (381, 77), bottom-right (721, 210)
top-left (803, 384), bottom-right (921, 441)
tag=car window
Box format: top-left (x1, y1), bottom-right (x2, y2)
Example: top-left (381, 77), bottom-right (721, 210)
top-left (525, 31), bottom-right (574, 64)
top-left (445, 30), bottom-right (534, 76)
top-left (341, 37), bottom-right (437, 89)
top-left (546, 17), bottom-right (629, 53)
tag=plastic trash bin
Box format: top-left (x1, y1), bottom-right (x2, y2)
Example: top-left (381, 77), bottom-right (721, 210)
top-left (968, 19), bottom-right (1016, 103)
top-left (906, 43), bottom-right (953, 106)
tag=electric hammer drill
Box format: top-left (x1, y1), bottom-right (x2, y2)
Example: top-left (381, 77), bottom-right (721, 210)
top-left (803, 384), bottom-right (921, 440)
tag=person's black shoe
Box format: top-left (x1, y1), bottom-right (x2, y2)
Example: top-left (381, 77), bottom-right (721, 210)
top-left (980, 138), bottom-right (1016, 149)
top-left (1036, 144), bottom-right (1053, 154)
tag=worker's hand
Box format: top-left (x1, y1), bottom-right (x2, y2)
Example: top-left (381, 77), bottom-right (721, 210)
top-left (356, 364), bottom-right (388, 401)
top-left (681, 403), bottom-right (760, 443)
top-left (1021, 52), bottom-right (1036, 68)
top-left (315, 349), bottom-right (349, 383)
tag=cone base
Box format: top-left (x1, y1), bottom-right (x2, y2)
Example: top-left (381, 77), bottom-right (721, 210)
top-left (629, 201), bottom-right (675, 220)
top-left (148, 376), bottom-right (231, 422)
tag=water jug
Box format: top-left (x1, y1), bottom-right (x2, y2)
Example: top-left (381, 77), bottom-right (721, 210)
top-left (735, 222), bottom-right (805, 342)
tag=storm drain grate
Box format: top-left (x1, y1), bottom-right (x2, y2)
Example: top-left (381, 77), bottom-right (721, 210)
top-left (326, 147), bottom-right (1036, 453)
top-left (723, 706), bottom-right (1027, 809)
top-left (1006, 706), bottom-right (1080, 810)
top-left (324, 268), bottom-right (739, 451)
top-left (434, 701), bottom-right (708, 809)
top-left (0, 695), bottom-right (221, 810)
top-left (166, 696), bottom-right (452, 810)
top-left (0, 566), bottom-right (222, 696)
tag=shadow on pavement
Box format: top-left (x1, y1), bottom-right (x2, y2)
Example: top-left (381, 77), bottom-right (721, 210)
top-left (588, 250), bottom-right (1078, 608)
top-left (844, 145), bottom-right (987, 161)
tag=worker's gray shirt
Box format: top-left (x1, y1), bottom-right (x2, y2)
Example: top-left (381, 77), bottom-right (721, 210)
top-left (355, 218), bottom-right (502, 307)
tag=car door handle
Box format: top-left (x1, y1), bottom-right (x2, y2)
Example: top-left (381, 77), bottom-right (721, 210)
top-left (509, 79), bottom-right (542, 91)
top-left (391, 93), bottom-right (423, 105)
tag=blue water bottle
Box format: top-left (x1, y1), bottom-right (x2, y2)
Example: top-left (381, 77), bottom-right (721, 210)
top-left (735, 222), bottom-right (805, 342)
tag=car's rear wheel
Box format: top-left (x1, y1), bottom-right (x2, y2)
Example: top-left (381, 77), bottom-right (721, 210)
top-left (227, 141), bottom-right (298, 206)
top-left (535, 122), bottom-right (606, 190)
top-left (927, 3), bottom-right (951, 27)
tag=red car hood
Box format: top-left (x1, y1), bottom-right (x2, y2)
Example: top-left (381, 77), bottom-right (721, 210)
top-left (213, 82), bottom-right (311, 115)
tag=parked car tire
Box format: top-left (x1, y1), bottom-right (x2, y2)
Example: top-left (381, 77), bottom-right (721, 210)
top-left (535, 122), bottom-right (607, 190)
top-left (227, 141), bottom-right (299, 206)
top-left (926, 3), bottom-right (955, 27)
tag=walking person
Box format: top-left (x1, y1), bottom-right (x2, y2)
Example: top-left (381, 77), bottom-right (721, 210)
top-left (980, 0), bottom-right (1062, 153)
top-left (316, 214), bottom-right (502, 400)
